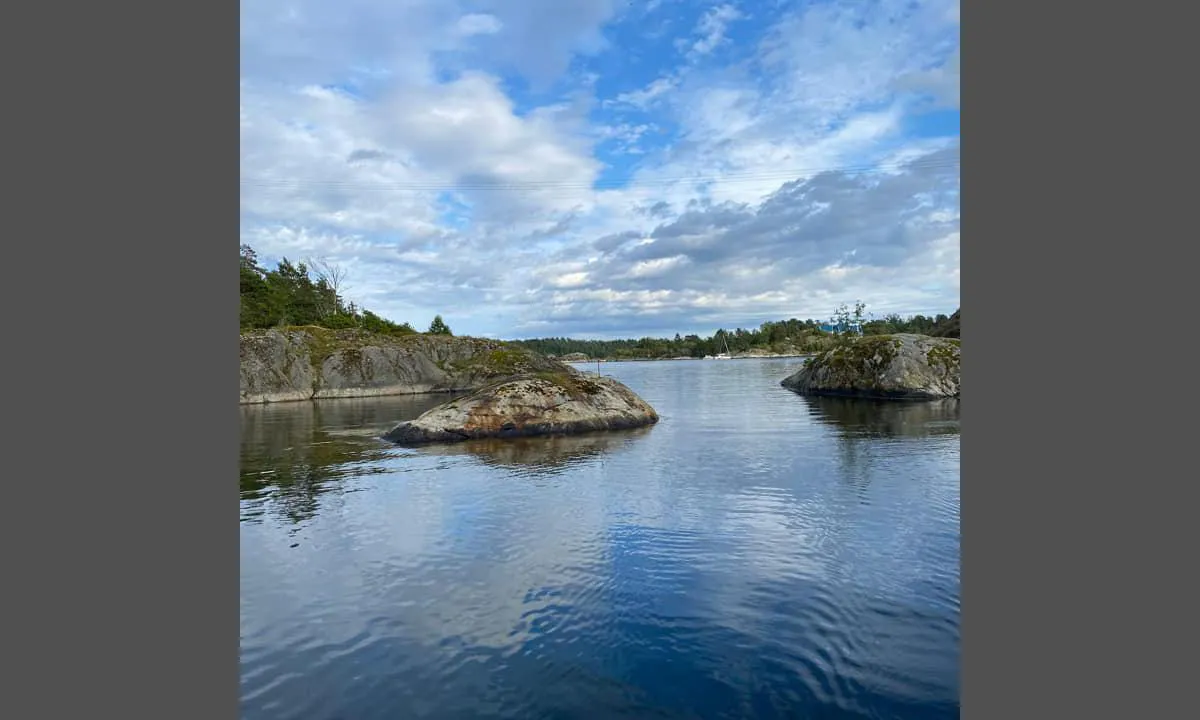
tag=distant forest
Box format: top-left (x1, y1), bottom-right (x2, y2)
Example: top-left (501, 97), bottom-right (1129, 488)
top-left (511, 310), bottom-right (959, 360)
top-left (240, 243), bottom-right (958, 358)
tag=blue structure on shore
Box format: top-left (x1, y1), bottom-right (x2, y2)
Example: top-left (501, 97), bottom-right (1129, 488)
top-left (820, 320), bottom-right (863, 335)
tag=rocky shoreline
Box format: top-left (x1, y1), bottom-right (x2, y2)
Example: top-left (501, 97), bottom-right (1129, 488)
top-left (240, 327), bottom-right (566, 404)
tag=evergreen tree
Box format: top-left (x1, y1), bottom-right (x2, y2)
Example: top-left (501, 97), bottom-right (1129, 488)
top-left (238, 243), bottom-right (416, 335)
top-left (428, 315), bottom-right (453, 336)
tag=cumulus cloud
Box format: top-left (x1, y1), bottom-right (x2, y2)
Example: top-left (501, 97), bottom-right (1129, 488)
top-left (503, 146), bottom-right (959, 335)
top-left (240, 0), bottom-right (960, 337)
top-left (241, 71), bottom-right (601, 238)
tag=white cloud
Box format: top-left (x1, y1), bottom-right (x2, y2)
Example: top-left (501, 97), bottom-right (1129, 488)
top-left (624, 255), bottom-right (691, 278)
top-left (500, 145), bottom-right (960, 334)
top-left (550, 272), bottom-right (591, 288)
top-left (610, 76), bottom-right (679, 109)
top-left (897, 46), bottom-right (960, 109)
top-left (455, 13), bottom-right (503, 37)
top-left (242, 69), bottom-right (602, 239)
top-left (240, 0), bottom-right (960, 338)
top-left (466, 0), bottom-right (622, 88)
top-left (686, 4), bottom-right (744, 57)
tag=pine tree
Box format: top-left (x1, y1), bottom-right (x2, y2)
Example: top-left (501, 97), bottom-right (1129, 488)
top-left (428, 315), bottom-right (453, 336)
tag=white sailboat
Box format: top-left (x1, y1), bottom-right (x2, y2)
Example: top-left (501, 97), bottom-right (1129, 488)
top-left (711, 335), bottom-right (733, 359)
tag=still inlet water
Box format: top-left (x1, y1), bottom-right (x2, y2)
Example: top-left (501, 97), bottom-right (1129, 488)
top-left (240, 358), bottom-right (960, 720)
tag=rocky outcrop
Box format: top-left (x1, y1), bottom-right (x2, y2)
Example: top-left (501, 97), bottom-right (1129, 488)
top-left (781, 333), bottom-right (960, 400)
top-left (382, 371), bottom-right (659, 446)
top-left (239, 329), bottom-right (317, 403)
top-left (559, 352), bottom-right (590, 362)
top-left (240, 327), bottom-right (566, 404)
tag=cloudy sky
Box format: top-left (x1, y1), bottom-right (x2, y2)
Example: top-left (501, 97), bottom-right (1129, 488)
top-left (241, 0), bottom-right (960, 339)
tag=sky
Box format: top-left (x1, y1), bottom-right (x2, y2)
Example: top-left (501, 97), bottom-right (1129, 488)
top-left (240, 0), bottom-right (960, 340)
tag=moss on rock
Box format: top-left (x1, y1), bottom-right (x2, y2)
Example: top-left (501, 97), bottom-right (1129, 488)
top-left (240, 327), bottom-right (571, 404)
top-left (532, 370), bottom-right (605, 400)
top-left (801, 335), bottom-right (906, 392)
top-left (781, 333), bottom-right (960, 400)
top-left (382, 373), bottom-right (659, 446)
top-left (925, 339), bottom-right (960, 379)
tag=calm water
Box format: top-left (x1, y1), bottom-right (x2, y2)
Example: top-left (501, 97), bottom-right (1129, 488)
top-left (240, 358), bottom-right (960, 720)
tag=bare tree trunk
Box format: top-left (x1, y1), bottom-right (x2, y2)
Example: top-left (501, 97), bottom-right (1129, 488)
top-left (307, 257), bottom-right (350, 318)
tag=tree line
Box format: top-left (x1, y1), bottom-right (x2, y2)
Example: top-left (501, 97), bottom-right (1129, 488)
top-left (239, 244), bottom-right (452, 336)
top-left (240, 243), bottom-right (956, 356)
top-left (511, 309), bottom-right (959, 360)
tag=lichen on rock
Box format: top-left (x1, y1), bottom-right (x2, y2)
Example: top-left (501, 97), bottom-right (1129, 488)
top-left (239, 327), bottom-right (567, 404)
top-left (381, 373), bottom-right (659, 446)
top-left (780, 333), bottom-right (960, 400)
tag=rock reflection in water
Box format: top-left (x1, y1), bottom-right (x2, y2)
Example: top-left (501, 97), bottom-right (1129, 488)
top-left (239, 393), bottom-right (463, 524)
top-left (802, 396), bottom-right (960, 438)
top-left (242, 359), bottom-right (960, 719)
top-left (415, 426), bottom-right (654, 475)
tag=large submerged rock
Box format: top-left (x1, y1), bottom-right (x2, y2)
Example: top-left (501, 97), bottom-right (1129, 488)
top-left (781, 333), bottom-right (960, 400)
top-left (382, 371), bottom-right (659, 445)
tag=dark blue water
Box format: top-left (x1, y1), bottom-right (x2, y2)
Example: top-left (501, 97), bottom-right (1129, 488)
top-left (240, 358), bottom-right (960, 720)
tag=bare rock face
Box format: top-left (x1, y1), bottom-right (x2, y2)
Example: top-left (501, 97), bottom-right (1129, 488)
top-left (382, 373), bottom-right (659, 446)
top-left (781, 334), bottom-right (960, 400)
top-left (239, 328), bottom-right (566, 404)
top-left (239, 330), bottom-right (318, 403)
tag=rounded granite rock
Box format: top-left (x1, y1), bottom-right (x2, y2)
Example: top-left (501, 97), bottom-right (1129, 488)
top-left (781, 333), bottom-right (960, 400)
top-left (382, 372), bottom-right (659, 446)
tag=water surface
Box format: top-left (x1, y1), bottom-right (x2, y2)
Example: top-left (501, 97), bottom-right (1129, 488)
top-left (241, 358), bottom-right (960, 719)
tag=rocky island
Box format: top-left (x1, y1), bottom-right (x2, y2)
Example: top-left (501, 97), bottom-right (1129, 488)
top-left (781, 333), bottom-right (960, 400)
top-left (382, 371), bottom-right (659, 446)
top-left (240, 327), bottom-right (569, 404)
top-left (240, 326), bottom-right (660, 445)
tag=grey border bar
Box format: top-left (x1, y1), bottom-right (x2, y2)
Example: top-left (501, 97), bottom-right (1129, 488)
top-left (5, 0), bottom-right (239, 716)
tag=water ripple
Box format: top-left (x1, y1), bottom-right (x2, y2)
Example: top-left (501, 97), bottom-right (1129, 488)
top-left (242, 359), bottom-right (959, 719)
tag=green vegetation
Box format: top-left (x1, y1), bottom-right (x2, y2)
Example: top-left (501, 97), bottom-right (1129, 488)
top-left (928, 309), bottom-right (960, 338)
top-left (925, 338), bottom-right (961, 377)
top-left (513, 321), bottom-right (830, 360)
top-left (240, 244), bottom-right (435, 337)
top-left (511, 308), bottom-right (960, 361)
top-left (788, 333), bottom-right (960, 396)
top-left (463, 348), bottom-right (544, 376)
top-left (864, 310), bottom-right (959, 338)
top-left (239, 245), bottom-right (958, 361)
top-left (298, 326), bottom-right (371, 383)
top-left (532, 371), bottom-right (605, 400)
top-left (812, 335), bottom-right (904, 387)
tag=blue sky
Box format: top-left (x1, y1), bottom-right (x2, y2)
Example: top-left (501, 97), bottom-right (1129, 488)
top-left (241, 0), bottom-right (960, 339)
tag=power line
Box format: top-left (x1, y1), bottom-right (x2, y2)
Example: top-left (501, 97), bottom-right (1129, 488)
top-left (239, 157), bottom-right (959, 193)
top-left (240, 159), bottom-right (960, 191)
